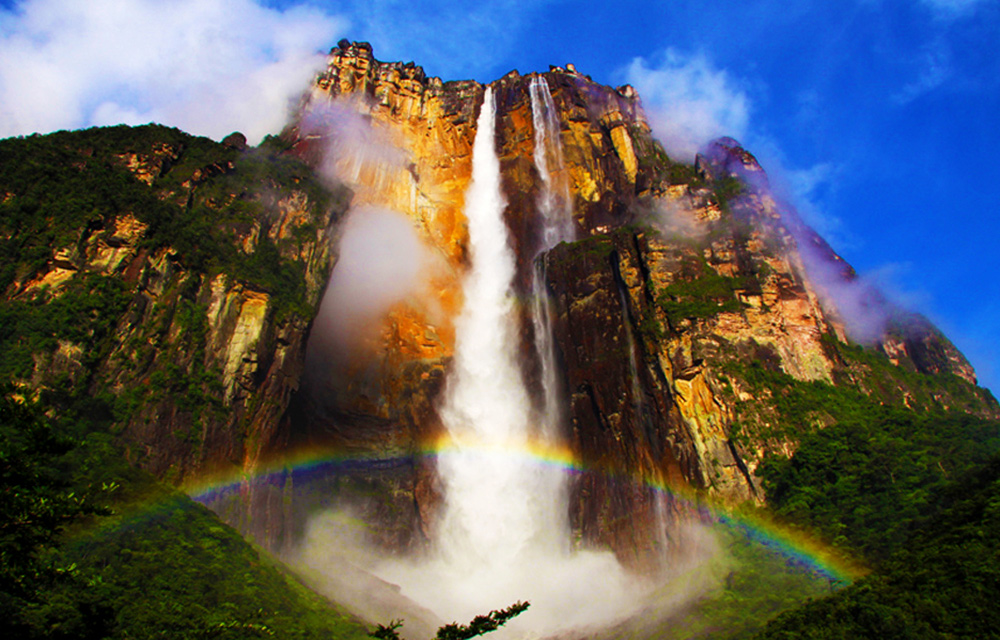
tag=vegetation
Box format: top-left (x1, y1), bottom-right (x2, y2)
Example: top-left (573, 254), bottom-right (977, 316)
top-left (656, 258), bottom-right (747, 325)
top-left (827, 334), bottom-right (995, 413)
top-left (615, 526), bottom-right (834, 640)
top-left (0, 273), bottom-right (132, 380)
top-left (759, 409), bottom-right (1000, 562)
top-left (371, 602), bottom-right (530, 640)
top-left (0, 124), bottom-right (339, 316)
top-left (713, 175), bottom-right (744, 212)
top-left (0, 123), bottom-right (348, 465)
top-left (0, 391), bottom-right (109, 631)
top-left (0, 390), bottom-right (368, 639)
top-left (0, 124), bottom-right (364, 638)
top-left (755, 456), bottom-right (1000, 639)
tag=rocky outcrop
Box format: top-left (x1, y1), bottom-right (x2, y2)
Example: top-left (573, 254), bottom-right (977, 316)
top-left (0, 125), bottom-right (346, 549)
top-left (5, 45), bottom-right (992, 566)
top-left (545, 137), bottom-right (999, 538)
top-left (283, 43), bottom-right (997, 565)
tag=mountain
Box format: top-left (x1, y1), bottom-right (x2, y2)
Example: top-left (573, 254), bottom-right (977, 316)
top-left (278, 41), bottom-right (998, 565)
top-left (1, 40), bottom-right (998, 638)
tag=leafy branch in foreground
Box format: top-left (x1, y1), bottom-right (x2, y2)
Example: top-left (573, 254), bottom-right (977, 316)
top-left (371, 601), bottom-right (530, 640)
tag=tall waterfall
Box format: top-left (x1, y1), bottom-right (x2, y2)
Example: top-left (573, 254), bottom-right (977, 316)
top-left (375, 84), bottom-right (638, 636)
top-left (434, 84), bottom-right (562, 581)
top-left (528, 75), bottom-right (574, 446)
top-left (530, 76), bottom-right (574, 249)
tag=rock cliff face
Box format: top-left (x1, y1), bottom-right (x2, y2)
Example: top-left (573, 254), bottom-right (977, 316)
top-left (2, 44), bottom-right (994, 565)
top-left (0, 126), bottom-right (347, 548)
top-left (283, 43), bottom-right (998, 563)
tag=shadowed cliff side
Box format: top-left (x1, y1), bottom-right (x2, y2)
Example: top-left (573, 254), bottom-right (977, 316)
top-left (0, 125), bottom-right (348, 549)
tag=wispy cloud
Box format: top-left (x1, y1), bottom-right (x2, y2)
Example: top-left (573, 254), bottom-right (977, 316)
top-left (0, 0), bottom-right (345, 143)
top-left (894, 39), bottom-right (953, 103)
top-left (920, 0), bottom-right (992, 18)
top-left (624, 49), bottom-right (750, 163)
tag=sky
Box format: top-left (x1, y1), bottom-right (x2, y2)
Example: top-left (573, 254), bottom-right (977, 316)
top-left (0, 0), bottom-right (997, 392)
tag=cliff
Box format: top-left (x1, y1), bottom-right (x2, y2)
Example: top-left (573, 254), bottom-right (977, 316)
top-left (0, 125), bottom-right (347, 547)
top-left (1, 43), bottom-right (995, 566)
top-left (284, 42), bottom-right (998, 563)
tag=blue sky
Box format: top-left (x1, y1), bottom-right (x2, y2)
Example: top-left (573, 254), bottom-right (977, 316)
top-left (1, 0), bottom-right (998, 391)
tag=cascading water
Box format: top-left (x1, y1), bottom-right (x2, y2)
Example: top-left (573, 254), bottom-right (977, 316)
top-left (528, 76), bottom-right (574, 446)
top-left (376, 85), bottom-right (639, 636)
top-left (433, 82), bottom-right (559, 587)
top-left (529, 76), bottom-right (574, 249)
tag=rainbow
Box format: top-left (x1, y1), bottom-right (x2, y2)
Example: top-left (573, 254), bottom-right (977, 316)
top-left (183, 434), bottom-right (866, 585)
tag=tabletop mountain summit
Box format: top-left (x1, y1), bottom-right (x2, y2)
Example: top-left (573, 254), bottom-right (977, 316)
top-left (1, 40), bottom-right (997, 639)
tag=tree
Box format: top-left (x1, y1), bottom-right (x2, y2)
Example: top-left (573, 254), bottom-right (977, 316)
top-left (0, 390), bottom-right (108, 633)
top-left (371, 601), bottom-right (530, 640)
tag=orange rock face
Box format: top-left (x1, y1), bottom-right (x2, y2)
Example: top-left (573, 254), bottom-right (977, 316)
top-left (284, 43), bottom-right (996, 562)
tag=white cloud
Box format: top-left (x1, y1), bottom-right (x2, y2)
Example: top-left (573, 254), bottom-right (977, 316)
top-left (624, 50), bottom-right (750, 163)
top-left (920, 0), bottom-right (992, 17)
top-left (0, 0), bottom-right (346, 143)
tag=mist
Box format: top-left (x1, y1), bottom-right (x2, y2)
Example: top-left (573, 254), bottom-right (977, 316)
top-left (792, 229), bottom-right (893, 344)
top-left (625, 50), bottom-right (749, 163)
top-left (650, 196), bottom-right (708, 240)
top-left (311, 205), bottom-right (432, 355)
top-left (745, 150), bottom-right (900, 345)
top-left (290, 504), bottom-right (724, 639)
top-left (300, 98), bottom-right (409, 190)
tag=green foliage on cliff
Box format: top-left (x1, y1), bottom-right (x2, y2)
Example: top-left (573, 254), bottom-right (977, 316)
top-left (0, 391), bottom-right (368, 639)
top-left (754, 455), bottom-right (1000, 640)
top-left (719, 337), bottom-right (995, 452)
top-left (0, 272), bottom-right (132, 380)
top-left (713, 175), bottom-right (744, 213)
top-left (758, 409), bottom-right (1000, 565)
top-left (0, 127), bottom-right (187, 291)
top-left (631, 134), bottom-right (703, 189)
top-left (656, 258), bottom-right (747, 325)
top-left (0, 392), bottom-right (109, 628)
top-left (0, 123), bottom-right (346, 453)
top-left (0, 124), bottom-right (339, 316)
top-left (0, 125), bottom-right (364, 636)
top-left (721, 359), bottom-right (878, 444)
top-left (827, 334), bottom-right (994, 414)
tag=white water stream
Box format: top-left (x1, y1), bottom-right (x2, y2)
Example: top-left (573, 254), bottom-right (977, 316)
top-left (374, 85), bottom-right (639, 636)
top-left (528, 76), bottom-right (573, 446)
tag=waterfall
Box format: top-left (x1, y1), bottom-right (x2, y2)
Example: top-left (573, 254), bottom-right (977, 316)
top-left (530, 76), bottom-right (573, 248)
top-left (528, 75), bottom-right (574, 443)
top-left (434, 85), bottom-right (559, 575)
top-left (374, 84), bottom-right (639, 637)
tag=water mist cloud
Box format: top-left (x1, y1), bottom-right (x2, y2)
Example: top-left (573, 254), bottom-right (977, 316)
top-left (300, 99), bottom-right (408, 188)
top-left (314, 205), bottom-right (431, 351)
top-left (651, 197), bottom-right (706, 239)
top-left (751, 150), bottom-right (914, 344)
top-left (794, 233), bottom-right (892, 344)
top-left (0, 0), bottom-right (345, 143)
top-left (625, 50), bottom-right (750, 163)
